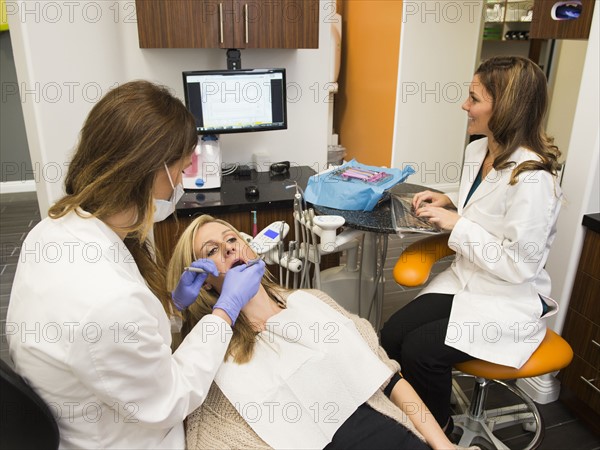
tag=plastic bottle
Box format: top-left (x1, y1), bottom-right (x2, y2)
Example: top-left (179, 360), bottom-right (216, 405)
top-left (197, 135), bottom-right (222, 188)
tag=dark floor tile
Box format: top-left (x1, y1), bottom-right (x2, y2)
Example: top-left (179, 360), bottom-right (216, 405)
top-left (0, 349), bottom-right (12, 367)
top-left (1, 193), bottom-right (39, 202)
top-left (0, 251), bottom-right (19, 266)
top-left (0, 222), bottom-right (38, 235)
top-left (537, 399), bottom-right (581, 427)
top-left (0, 206), bottom-right (40, 219)
top-left (1, 319), bottom-right (11, 346)
top-left (1, 264), bottom-right (17, 280)
top-left (536, 419), bottom-right (599, 449)
top-left (0, 281), bottom-right (14, 297)
top-left (0, 242), bottom-right (19, 258)
top-left (0, 232), bottom-right (28, 244)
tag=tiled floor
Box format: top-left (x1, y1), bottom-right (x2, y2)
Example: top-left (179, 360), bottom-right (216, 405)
top-left (0, 191), bottom-right (41, 365)
top-left (1, 191), bottom-right (599, 449)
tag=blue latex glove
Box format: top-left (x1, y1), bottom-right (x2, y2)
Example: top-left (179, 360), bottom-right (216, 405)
top-left (172, 259), bottom-right (219, 311)
top-left (214, 259), bottom-right (266, 325)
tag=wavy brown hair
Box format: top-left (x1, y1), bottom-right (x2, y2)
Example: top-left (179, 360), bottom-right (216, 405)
top-left (166, 215), bottom-right (287, 364)
top-left (475, 56), bottom-right (561, 184)
top-left (48, 80), bottom-right (198, 313)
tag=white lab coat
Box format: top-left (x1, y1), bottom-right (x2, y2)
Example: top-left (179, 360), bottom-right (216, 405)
top-left (419, 138), bottom-right (562, 368)
top-left (7, 209), bottom-right (231, 449)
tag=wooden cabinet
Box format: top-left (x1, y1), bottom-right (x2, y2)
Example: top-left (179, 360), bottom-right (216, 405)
top-left (559, 216), bottom-right (600, 434)
top-left (135, 0), bottom-right (319, 49)
top-left (530, 0), bottom-right (595, 39)
top-left (483, 1), bottom-right (535, 41)
top-left (480, 1), bottom-right (549, 65)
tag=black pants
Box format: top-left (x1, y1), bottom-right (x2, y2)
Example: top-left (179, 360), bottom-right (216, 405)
top-left (380, 293), bottom-right (473, 428)
top-left (324, 404), bottom-right (430, 450)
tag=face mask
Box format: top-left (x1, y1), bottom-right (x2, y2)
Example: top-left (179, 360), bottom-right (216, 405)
top-left (153, 163), bottom-right (185, 223)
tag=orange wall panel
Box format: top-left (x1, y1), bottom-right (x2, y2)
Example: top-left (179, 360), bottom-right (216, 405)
top-left (334, 1), bottom-right (403, 167)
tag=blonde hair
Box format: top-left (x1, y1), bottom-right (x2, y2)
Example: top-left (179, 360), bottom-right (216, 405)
top-left (167, 214), bottom-right (287, 364)
top-left (48, 80), bottom-right (198, 314)
top-left (475, 56), bottom-right (561, 185)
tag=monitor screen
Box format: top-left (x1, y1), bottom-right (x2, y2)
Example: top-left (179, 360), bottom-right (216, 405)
top-left (182, 68), bottom-right (287, 135)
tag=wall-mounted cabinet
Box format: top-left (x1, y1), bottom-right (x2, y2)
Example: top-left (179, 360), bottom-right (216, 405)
top-left (530, 0), bottom-right (595, 39)
top-left (480, 0), bottom-right (594, 71)
top-left (480, 1), bottom-right (548, 66)
top-left (483, 0), bottom-right (534, 42)
top-left (135, 0), bottom-right (319, 49)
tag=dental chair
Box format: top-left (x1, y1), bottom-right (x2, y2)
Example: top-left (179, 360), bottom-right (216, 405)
top-left (0, 359), bottom-right (60, 449)
top-left (393, 233), bottom-right (574, 450)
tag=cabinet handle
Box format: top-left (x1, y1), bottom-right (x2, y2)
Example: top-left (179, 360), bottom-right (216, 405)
top-left (219, 3), bottom-right (224, 44)
top-left (592, 339), bottom-right (600, 349)
top-left (244, 3), bottom-right (249, 44)
top-left (580, 376), bottom-right (600, 394)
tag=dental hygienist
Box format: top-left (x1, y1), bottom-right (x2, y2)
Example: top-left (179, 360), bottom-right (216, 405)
top-left (6, 80), bottom-right (265, 449)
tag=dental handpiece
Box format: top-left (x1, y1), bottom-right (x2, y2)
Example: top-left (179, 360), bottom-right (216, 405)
top-left (184, 267), bottom-right (220, 274)
top-left (245, 256), bottom-right (263, 267)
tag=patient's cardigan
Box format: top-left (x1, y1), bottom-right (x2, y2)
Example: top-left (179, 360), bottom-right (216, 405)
top-left (185, 289), bottom-right (425, 449)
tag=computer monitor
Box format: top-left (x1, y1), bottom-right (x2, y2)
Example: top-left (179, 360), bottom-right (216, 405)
top-left (182, 68), bottom-right (287, 135)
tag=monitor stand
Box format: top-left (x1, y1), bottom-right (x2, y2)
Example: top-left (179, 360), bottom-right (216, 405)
top-left (226, 49), bottom-right (241, 70)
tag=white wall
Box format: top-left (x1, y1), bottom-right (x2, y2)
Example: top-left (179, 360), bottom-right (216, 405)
top-left (6, 0), bottom-right (335, 216)
top-left (391, 1), bottom-right (484, 192)
top-left (545, 0), bottom-right (600, 332)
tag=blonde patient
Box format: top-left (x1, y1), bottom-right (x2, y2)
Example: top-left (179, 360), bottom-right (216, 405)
top-left (167, 215), bottom-right (475, 450)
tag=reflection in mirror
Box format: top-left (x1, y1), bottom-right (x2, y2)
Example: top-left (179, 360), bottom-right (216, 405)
top-left (551, 1), bottom-right (582, 21)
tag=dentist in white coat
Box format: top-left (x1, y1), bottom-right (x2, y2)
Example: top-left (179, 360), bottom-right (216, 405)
top-left (380, 56), bottom-right (563, 435)
top-left (7, 80), bottom-right (265, 449)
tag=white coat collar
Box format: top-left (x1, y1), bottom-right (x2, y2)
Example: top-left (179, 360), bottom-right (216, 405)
top-left (457, 139), bottom-right (542, 214)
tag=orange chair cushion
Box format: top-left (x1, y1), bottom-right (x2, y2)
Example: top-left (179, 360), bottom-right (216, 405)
top-left (393, 233), bottom-right (454, 287)
top-left (454, 329), bottom-right (573, 380)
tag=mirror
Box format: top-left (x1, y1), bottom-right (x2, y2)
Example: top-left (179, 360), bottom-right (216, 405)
top-left (551, 1), bottom-right (583, 21)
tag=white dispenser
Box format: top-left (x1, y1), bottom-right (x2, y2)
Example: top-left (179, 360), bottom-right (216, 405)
top-left (183, 135), bottom-right (222, 190)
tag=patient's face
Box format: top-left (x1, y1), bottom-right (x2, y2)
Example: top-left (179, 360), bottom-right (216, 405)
top-left (193, 221), bottom-right (257, 290)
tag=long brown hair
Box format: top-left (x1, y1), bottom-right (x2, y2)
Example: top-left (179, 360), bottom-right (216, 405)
top-left (476, 56), bottom-right (561, 184)
top-left (49, 80), bottom-right (198, 312)
top-left (166, 215), bottom-right (287, 364)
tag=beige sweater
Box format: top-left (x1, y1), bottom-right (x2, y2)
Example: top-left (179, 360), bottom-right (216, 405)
top-left (185, 289), bottom-right (425, 449)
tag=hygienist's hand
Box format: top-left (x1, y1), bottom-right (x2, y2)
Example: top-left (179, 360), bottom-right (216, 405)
top-left (416, 205), bottom-right (460, 231)
top-left (213, 259), bottom-right (266, 325)
top-left (171, 259), bottom-right (219, 311)
top-left (412, 191), bottom-right (453, 211)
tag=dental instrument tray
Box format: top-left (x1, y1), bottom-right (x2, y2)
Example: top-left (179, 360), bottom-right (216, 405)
top-left (390, 193), bottom-right (442, 234)
top-left (331, 167), bottom-right (394, 186)
top-left (304, 159), bottom-right (415, 211)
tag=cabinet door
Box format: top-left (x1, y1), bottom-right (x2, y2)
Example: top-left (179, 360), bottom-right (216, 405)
top-left (136, 0), bottom-right (235, 48)
top-left (530, 0), bottom-right (595, 39)
top-left (232, 0), bottom-right (319, 49)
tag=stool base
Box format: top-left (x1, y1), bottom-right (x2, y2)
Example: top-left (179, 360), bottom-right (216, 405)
top-left (452, 375), bottom-right (545, 450)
